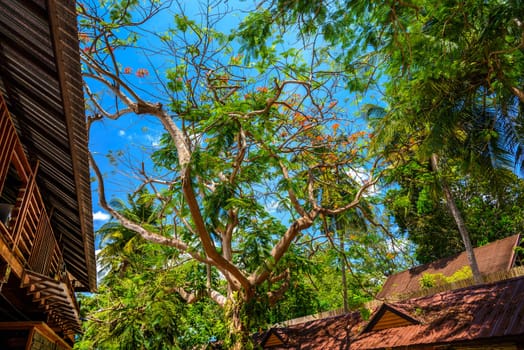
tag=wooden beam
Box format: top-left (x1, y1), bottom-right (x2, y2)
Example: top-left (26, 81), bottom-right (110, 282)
top-left (33, 293), bottom-right (57, 303)
top-left (0, 322), bottom-right (72, 349)
top-left (0, 227), bottom-right (23, 277)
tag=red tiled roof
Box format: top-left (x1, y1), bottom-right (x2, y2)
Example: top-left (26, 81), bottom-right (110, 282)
top-left (377, 234), bottom-right (521, 299)
top-left (353, 275), bottom-right (524, 349)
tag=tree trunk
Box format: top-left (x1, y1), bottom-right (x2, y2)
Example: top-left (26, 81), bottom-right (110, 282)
top-left (337, 220), bottom-right (349, 312)
top-left (224, 293), bottom-right (255, 350)
top-left (430, 154), bottom-right (483, 284)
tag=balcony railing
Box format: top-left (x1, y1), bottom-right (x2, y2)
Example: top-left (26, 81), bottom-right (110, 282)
top-left (0, 93), bottom-right (81, 335)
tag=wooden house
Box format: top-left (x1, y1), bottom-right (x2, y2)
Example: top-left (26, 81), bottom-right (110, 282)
top-left (352, 275), bottom-right (524, 349)
top-left (0, 0), bottom-right (95, 348)
top-left (255, 235), bottom-right (524, 349)
top-left (255, 275), bottom-right (524, 349)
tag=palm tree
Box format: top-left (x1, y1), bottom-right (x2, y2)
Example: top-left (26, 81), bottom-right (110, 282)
top-left (364, 0), bottom-right (524, 285)
top-left (367, 90), bottom-right (522, 284)
top-left (97, 190), bottom-right (163, 280)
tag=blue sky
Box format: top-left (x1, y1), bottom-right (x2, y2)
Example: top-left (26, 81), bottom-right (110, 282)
top-left (88, 0), bottom-right (257, 232)
top-left (86, 0), bottom-right (381, 237)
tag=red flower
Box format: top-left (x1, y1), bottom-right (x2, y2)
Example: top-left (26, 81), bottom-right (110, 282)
top-left (78, 32), bottom-right (90, 43)
top-left (136, 68), bottom-right (149, 78)
top-left (328, 100), bottom-right (338, 109)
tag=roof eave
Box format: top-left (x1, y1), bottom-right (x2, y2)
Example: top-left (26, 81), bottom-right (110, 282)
top-left (47, 0), bottom-right (96, 292)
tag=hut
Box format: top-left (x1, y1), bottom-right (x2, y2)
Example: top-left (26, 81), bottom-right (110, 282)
top-left (353, 275), bottom-right (524, 349)
top-left (0, 0), bottom-right (95, 347)
top-left (256, 235), bottom-right (524, 349)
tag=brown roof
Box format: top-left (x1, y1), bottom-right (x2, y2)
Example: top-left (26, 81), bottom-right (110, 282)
top-left (353, 275), bottom-right (524, 349)
top-left (377, 234), bottom-right (522, 300)
top-left (258, 275), bottom-right (524, 349)
top-left (254, 312), bottom-right (363, 349)
top-left (0, 0), bottom-right (96, 291)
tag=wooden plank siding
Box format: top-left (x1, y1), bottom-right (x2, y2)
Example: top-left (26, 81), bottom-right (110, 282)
top-left (370, 309), bottom-right (417, 331)
top-left (264, 333), bottom-right (284, 347)
top-left (0, 93), bottom-right (63, 280)
top-left (0, 91), bottom-right (81, 335)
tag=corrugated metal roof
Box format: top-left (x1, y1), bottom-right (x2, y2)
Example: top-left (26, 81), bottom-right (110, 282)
top-left (0, 0), bottom-right (96, 291)
top-left (256, 272), bottom-right (524, 349)
top-left (254, 312), bottom-right (363, 349)
top-left (378, 234), bottom-right (521, 300)
top-left (353, 275), bottom-right (524, 349)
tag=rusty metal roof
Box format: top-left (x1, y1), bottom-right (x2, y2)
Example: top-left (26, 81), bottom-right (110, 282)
top-left (257, 275), bottom-right (524, 349)
top-left (377, 234), bottom-right (522, 300)
top-left (254, 312), bottom-right (363, 349)
top-left (0, 0), bottom-right (96, 291)
top-left (353, 275), bottom-right (524, 349)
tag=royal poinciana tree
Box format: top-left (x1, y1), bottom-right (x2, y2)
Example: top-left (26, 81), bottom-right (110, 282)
top-left (79, 0), bottom-right (381, 347)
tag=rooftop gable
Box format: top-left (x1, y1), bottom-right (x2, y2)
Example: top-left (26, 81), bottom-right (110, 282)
top-left (354, 275), bottom-right (524, 349)
top-left (260, 329), bottom-right (287, 348)
top-left (361, 303), bottom-right (420, 333)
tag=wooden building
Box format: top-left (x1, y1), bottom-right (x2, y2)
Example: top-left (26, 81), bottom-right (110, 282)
top-left (255, 235), bottom-right (524, 349)
top-left (352, 275), bottom-right (524, 349)
top-left (0, 0), bottom-right (95, 348)
top-left (256, 275), bottom-right (524, 350)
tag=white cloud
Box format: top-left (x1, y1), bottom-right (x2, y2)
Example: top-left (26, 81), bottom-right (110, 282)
top-left (145, 134), bottom-right (161, 147)
top-left (346, 167), bottom-right (380, 197)
top-left (93, 210), bottom-right (110, 222)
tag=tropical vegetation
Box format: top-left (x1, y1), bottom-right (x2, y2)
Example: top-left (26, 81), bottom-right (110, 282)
top-left (76, 0), bottom-right (524, 348)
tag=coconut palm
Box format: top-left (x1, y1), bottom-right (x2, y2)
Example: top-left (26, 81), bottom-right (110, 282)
top-left (96, 190), bottom-right (163, 280)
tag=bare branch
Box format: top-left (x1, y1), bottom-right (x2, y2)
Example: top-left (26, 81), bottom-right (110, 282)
top-left (173, 287), bottom-right (226, 307)
top-left (89, 151), bottom-right (211, 264)
top-left (280, 159), bottom-right (308, 217)
top-left (84, 82), bottom-right (134, 120)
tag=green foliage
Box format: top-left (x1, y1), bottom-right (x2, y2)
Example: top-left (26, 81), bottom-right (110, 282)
top-left (419, 266), bottom-right (473, 289)
top-left (254, 0), bottom-right (524, 170)
top-left (80, 0), bottom-right (449, 347)
top-left (303, 208), bottom-right (408, 314)
top-left (236, 10), bottom-right (273, 61)
top-left (385, 161), bottom-right (524, 263)
top-left (352, 1), bottom-right (524, 269)
top-left (76, 276), bottom-right (226, 349)
top-left (76, 194), bottom-right (227, 349)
